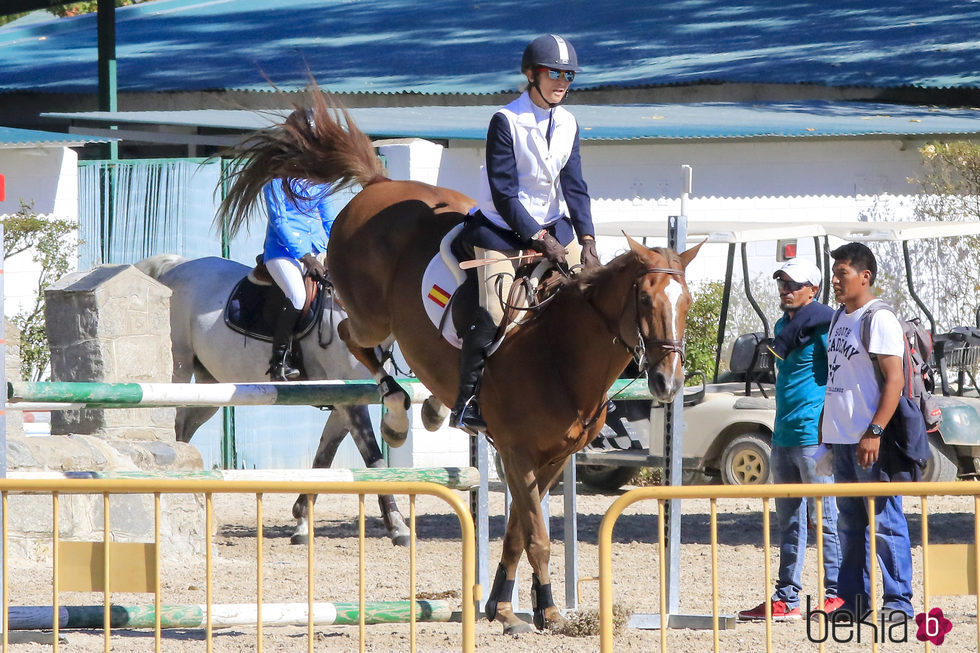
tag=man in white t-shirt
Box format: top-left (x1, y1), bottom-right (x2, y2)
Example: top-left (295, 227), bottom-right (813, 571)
top-left (818, 242), bottom-right (914, 623)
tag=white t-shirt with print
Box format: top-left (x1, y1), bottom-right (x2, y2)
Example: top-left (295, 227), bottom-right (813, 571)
top-left (821, 299), bottom-right (905, 444)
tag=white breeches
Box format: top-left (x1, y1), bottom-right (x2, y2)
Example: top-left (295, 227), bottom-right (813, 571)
top-left (266, 257), bottom-right (306, 310)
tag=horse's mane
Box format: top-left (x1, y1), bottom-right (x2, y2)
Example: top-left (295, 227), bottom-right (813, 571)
top-left (216, 83), bottom-right (387, 237)
top-left (573, 246), bottom-right (680, 294)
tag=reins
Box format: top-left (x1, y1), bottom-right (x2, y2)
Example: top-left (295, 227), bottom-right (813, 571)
top-left (579, 263), bottom-right (687, 433)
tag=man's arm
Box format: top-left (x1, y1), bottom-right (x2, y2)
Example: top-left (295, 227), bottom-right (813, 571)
top-left (857, 353), bottom-right (903, 468)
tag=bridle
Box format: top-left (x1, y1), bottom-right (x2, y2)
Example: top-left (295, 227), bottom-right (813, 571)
top-left (575, 263), bottom-right (687, 436)
top-left (613, 265), bottom-right (687, 374)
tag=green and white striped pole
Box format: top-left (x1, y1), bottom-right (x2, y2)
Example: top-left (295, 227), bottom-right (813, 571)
top-left (7, 377), bottom-right (656, 409)
top-left (7, 600), bottom-right (453, 630)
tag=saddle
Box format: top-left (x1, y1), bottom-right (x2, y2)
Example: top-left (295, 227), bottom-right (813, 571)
top-left (420, 225), bottom-right (564, 350)
top-left (224, 259), bottom-right (327, 342)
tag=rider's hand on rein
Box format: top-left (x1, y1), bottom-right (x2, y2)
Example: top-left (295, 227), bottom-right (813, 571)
top-left (580, 238), bottom-right (600, 271)
top-left (301, 253), bottom-right (327, 282)
top-left (528, 229), bottom-right (567, 265)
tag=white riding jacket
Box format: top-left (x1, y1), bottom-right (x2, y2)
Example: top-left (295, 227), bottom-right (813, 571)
top-left (476, 92), bottom-right (579, 232)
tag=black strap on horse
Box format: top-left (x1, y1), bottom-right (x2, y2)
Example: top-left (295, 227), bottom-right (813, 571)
top-left (577, 265), bottom-right (687, 434)
top-left (612, 266), bottom-right (687, 372)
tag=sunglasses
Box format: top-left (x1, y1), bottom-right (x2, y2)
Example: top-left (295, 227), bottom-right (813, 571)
top-left (540, 67), bottom-right (575, 82)
top-left (776, 279), bottom-right (807, 293)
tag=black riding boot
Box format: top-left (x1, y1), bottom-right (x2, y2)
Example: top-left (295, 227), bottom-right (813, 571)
top-left (268, 305), bottom-right (302, 381)
top-left (450, 308), bottom-right (497, 434)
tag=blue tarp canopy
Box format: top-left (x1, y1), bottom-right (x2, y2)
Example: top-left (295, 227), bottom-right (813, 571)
top-left (2, 0), bottom-right (978, 94)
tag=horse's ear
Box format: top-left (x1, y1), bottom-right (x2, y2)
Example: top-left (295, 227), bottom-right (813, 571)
top-left (623, 231), bottom-right (646, 254)
top-left (679, 239), bottom-right (706, 269)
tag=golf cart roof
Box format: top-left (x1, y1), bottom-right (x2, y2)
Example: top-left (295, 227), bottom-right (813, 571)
top-left (822, 220), bottom-right (980, 242)
top-left (594, 220), bottom-right (825, 244)
top-left (595, 219), bottom-right (980, 244)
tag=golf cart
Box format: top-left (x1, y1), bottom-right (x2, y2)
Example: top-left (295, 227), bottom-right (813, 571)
top-left (579, 219), bottom-right (980, 489)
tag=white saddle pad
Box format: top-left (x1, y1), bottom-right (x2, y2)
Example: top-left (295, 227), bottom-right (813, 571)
top-left (420, 224), bottom-right (467, 349)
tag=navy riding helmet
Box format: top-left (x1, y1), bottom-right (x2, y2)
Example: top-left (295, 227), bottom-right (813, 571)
top-left (521, 34), bottom-right (579, 72)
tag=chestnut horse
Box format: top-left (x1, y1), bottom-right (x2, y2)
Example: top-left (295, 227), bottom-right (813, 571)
top-left (218, 94), bottom-right (700, 634)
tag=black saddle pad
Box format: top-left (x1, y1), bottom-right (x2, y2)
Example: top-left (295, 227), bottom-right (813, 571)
top-left (224, 276), bottom-right (321, 342)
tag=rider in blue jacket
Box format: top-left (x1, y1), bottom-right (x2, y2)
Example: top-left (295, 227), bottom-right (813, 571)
top-left (263, 177), bottom-right (334, 380)
top-left (450, 34), bottom-right (600, 433)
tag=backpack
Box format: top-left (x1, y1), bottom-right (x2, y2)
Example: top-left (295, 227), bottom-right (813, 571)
top-left (831, 302), bottom-right (943, 433)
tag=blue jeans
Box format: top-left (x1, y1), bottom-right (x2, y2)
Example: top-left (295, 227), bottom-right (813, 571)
top-left (831, 444), bottom-right (914, 616)
top-left (771, 444), bottom-right (841, 608)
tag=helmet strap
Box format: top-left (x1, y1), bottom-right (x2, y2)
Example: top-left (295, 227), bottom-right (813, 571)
top-left (529, 72), bottom-right (561, 109)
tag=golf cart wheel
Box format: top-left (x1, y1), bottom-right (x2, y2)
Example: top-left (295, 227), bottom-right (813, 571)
top-left (577, 464), bottom-right (637, 491)
top-left (921, 433), bottom-right (958, 483)
top-left (720, 433), bottom-right (773, 485)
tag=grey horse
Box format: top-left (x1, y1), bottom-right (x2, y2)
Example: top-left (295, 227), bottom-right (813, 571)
top-left (136, 254), bottom-right (427, 546)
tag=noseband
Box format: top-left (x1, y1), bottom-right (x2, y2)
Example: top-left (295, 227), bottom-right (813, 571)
top-left (614, 266), bottom-right (687, 373)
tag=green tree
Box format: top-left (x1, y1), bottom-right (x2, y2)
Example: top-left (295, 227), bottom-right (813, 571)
top-left (685, 280), bottom-right (725, 380)
top-left (3, 202), bottom-right (78, 381)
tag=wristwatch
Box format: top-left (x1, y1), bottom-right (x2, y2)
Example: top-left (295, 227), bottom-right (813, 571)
top-left (531, 229), bottom-right (548, 242)
top-left (868, 423), bottom-right (884, 437)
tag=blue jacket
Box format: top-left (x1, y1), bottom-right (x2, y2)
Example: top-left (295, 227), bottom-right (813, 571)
top-left (772, 304), bottom-right (831, 447)
top-left (262, 178), bottom-right (335, 261)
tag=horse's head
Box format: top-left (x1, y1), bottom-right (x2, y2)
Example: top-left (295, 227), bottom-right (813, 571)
top-left (626, 235), bottom-right (703, 402)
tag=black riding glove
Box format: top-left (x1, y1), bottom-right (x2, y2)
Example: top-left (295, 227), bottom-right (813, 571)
top-left (528, 231), bottom-right (567, 265)
top-left (580, 238), bottom-right (600, 271)
top-left (301, 253), bottom-right (327, 282)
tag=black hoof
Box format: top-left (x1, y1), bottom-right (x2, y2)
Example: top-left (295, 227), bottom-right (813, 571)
top-left (290, 533), bottom-right (309, 545)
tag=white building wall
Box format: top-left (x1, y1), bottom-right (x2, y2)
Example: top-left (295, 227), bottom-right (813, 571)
top-left (0, 146), bottom-right (80, 319)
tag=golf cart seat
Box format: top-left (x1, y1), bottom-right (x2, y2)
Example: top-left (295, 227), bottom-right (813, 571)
top-left (728, 332), bottom-right (775, 397)
top-left (934, 326), bottom-right (980, 397)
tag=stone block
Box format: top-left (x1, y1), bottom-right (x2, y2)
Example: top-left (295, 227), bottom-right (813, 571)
top-left (45, 265), bottom-right (175, 441)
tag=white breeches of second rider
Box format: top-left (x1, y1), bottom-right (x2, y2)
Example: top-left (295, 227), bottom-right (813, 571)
top-left (266, 257), bottom-right (306, 310)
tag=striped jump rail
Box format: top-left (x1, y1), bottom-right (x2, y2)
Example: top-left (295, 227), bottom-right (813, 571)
top-left (6, 377), bottom-right (657, 409)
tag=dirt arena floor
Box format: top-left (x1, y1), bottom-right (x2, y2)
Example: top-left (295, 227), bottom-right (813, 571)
top-left (4, 480), bottom-right (979, 652)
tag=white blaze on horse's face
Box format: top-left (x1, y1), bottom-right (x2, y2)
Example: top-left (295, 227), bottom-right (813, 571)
top-left (663, 278), bottom-right (684, 379)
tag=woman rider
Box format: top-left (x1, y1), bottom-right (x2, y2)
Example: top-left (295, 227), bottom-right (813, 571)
top-left (450, 34), bottom-right (600, 433)
top-left (262, 176), bottom-right (333, 381)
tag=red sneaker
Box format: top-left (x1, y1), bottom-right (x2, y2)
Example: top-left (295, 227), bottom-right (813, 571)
top-left (823, 596), bottom-right (845, 612)
top-left (738, 600), bottom-right (802, 621)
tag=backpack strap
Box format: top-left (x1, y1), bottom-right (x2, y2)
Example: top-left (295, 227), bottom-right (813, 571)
top-left (858, 301), bottom-right (905, 391)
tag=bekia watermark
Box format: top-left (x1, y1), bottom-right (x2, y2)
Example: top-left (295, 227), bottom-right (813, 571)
top-left (805, 596), bottom-right (952, 645)
top-left (915, 608), bottom-right (953, 646)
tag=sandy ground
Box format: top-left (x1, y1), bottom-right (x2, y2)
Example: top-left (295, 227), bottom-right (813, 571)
top-left (3, 480), bottom-right (979, 652)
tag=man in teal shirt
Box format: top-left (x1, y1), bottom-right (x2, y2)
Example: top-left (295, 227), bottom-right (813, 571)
top-left (739, 258), bottom-right (842, 621)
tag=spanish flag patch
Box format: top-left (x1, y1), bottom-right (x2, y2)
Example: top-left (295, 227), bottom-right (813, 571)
top-left (427, 284), bottom-right (451, 308)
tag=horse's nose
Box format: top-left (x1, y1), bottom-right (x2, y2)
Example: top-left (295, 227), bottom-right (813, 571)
top-left (647, 370), bottom-right (681, 402)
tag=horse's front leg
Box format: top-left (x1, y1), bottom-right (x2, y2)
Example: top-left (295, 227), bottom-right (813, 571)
top-left (528, 456), bottom-right (571, 631)
top-left (337, 320), bottom-right (410, 446)
top-left (485, 508), bottom-right (533, 634)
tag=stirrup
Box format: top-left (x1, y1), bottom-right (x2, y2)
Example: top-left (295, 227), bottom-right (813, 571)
top-left (450, 396), bottom-right (486, 434)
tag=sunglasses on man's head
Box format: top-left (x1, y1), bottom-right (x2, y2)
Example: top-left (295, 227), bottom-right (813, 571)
top-left (776, 279), bottom-right (807, 293)
top-left (540, 67), bottom-right (575, 82)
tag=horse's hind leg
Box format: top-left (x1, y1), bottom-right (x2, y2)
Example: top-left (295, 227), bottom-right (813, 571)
top-left (174, 360), bottom-right (219, 443)
top-left (345, 405), bottom-right (410, 547)
top-left (291, 408), bottom-right (348, 545)
top-left (337, 320), bottom-right (410, 447)
top-left (290, 406), bottom-right (410, 547)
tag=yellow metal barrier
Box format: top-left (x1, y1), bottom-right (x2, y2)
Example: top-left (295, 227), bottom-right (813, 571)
top-left (598, 480), bottom-right (980, 653)
top-left (0, 479), bottom-right (476, 653)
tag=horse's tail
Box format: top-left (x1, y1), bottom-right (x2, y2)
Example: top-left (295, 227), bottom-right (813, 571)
top-left (134, 253), bottom-right (188, 280)
top-left (216, 83), bottom-right (388, 238)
